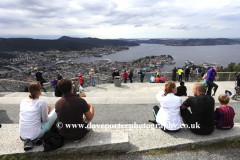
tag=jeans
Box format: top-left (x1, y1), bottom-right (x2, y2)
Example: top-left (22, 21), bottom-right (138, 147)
top-left (185, 74), bottom-right (189, 81)
top-left (206, 81), bottom-right (218, 95)
top-left (91, 77), bottom-right (95, 86)
top-left (179, 75), bottom-right (182, 82)
top-left (35, 109), bottom-right (57, 139)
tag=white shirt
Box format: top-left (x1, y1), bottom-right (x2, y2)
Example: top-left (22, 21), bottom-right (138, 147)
top-left (19, 99), bottom-right (49, 140)
top-left (156, 90), bottom-right (182, 130)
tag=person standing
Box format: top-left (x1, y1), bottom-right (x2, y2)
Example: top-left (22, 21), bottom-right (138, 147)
top-left (201, 66), bottom-right (206, 79)
top-left (177, 68), bottom-right (183, 82)
top-left (50, 78), bottom-right (57, 88)
top-left (155, 69), bottom-right (161, 78)
top-left (172, 67), bottom-right (177, 81)
top-left (139, 70), bottom-right (145, 83)
top-left (89, 69), bottom-right (95, 86)
top-left (128, 69), bottom-right (133, 83)
top-left (57, 73), bottom-right (63, 81)
top-left (123, 70), bottom-right (128, 83)
top-left (196, 67), bottom-right (201, 82)
top-left (185, 67), bottom-right (190, 81)
top-left (190, 68), bottom-right (194, 82)
top-left (78, 73), bottom-right (84, 87)
top-left (34, 68), bottom-right (46, 92)
top-left (181, 83), bottom-right (215, 135)
top-left (206, 67), bottom-right (219, 96)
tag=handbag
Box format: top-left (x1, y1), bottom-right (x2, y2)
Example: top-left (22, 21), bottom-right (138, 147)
top-left (79, 91), bottom-right (86, 97)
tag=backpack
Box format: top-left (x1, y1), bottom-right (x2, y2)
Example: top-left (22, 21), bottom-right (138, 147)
top-left (42, 126), bottom-right (64, 152)
top-left (198, 68), bottom-right (202, 73)
top-left (142, 72), bottom-right (145, 76)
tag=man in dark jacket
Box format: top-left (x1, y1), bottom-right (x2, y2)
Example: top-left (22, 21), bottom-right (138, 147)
top-left (57, 73), bottom-right (63, 80)
top-left (34, 68), bottom-right (46, 92)
top-left (172, 67), bottom-right (177, 81)
top-left (175, 81), bottom-right (187, 96)
top-left (185, 66), bottom-right (190, 82)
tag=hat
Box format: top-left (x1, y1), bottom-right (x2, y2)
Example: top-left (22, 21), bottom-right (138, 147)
top-left (78, 73), bottom-right (82, 76)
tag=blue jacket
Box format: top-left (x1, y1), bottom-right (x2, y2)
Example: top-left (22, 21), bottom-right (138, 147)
top-left (150, 76), bottom-right (155, 83)
top-left (206, 68), bottom-right (216, 81)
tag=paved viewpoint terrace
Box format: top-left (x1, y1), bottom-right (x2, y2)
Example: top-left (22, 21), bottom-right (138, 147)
top-left (0, 81), bottom-right (240, 157)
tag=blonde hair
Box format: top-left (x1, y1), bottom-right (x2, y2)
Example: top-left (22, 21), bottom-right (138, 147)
top-left (28, 81), bottom-right (41, 99)
top-left (218, 94), bottom-right (230, 105)
top-left (72, 81), bottom-right (76, 85)
top-left (34, 68), bottom-right (37, 71)
top-left (91, 69), bottom-right (94, 72)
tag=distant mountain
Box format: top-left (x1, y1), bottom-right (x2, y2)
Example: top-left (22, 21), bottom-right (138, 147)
top-left (131, 38), bottom-right (240, 46)
top-left (0, 38), bottom-right (98, 51)
top-left (58, 36), bottom-right (140, 46)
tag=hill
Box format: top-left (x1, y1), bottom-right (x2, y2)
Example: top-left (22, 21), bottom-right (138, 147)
top-left (0, 38), bottom-right (98, 51)
top-left (58, 36), bottom-right (140, 46)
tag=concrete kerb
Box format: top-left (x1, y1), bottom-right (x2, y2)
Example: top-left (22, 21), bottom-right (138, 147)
top-left (0, 124), bottom-right (130, 157)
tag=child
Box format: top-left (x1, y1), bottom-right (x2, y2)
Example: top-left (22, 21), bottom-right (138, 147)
top-left (78, 73), bottom-right (84, 87)
top-left (50, 78), bottom-right (57, 88)
top-left (160, 75), bottom-right (165, 83)
top-left (214, 94), bottom-right (235, 130)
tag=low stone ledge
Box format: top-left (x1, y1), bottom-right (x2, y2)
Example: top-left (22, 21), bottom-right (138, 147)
top-left (0, 124), bottom-right (130, 157)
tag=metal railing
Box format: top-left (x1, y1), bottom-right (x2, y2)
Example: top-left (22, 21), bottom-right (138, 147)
top-left (0, 72), bottom-right (237, 92)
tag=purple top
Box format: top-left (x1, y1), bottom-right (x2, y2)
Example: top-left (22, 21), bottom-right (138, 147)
top-left (206, 68), bottom-right (216, 81)
top-left (50, 80), bottom-right (57, 88)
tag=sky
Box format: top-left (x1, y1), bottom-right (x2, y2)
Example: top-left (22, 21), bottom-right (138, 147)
top-left (1, 0), bottom-right (240, 39)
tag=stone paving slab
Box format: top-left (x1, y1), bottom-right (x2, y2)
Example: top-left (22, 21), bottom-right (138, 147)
top-left (0, 124), bottom-right (129, 157)
top-left (0, 82), bottom-right (238, 105)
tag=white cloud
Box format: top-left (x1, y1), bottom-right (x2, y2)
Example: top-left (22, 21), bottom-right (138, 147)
top-left (0, 0), bottom-right (240, 38)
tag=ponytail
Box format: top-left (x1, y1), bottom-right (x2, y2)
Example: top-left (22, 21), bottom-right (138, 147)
top-left (28, 81), bottom-right (41, 99)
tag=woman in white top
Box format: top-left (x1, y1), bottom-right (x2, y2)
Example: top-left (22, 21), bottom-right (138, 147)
top-left (89, 69), bottom-right (95, 86)
top-left (153, 82), bottom-right (182, 131)
top-left (20, 81), bottom-right (57, 141)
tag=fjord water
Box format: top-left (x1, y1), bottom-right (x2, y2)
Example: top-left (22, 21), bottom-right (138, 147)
top-left (74, 43), bottom-right (240, 72)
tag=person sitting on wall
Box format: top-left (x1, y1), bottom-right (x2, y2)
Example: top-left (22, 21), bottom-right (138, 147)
top-left (150, 75), bottom-right (155, 83)
top-left (155, 75), bottom-right (160, 83)
top-left (175, 81), bottom-right (187, 96)
top-left (55, 79), bottom-right (94, 142)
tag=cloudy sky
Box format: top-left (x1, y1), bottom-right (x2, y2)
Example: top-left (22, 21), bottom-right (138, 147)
top-left (1, 0), bottom-right (240, 39)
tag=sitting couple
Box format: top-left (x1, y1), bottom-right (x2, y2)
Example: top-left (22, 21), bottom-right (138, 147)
top-left (153, 82), bottom-right (215, 135)
top-left (20, 79), bottom-right (94, 150)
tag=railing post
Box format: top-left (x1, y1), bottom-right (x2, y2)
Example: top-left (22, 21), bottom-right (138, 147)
top-left (228, 73), bottom-right (231, 81)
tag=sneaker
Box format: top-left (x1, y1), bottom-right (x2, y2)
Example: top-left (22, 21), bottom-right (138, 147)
top-left (24, 139), bottom-right (34, 151)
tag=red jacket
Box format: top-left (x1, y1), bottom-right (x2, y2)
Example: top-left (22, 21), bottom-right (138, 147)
top-left (123, 72), bottom-right (128, 79)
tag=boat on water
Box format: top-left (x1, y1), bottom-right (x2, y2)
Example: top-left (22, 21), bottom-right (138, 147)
top-left (93, 54), bottom-right (102, 57)
top-left (202, 61), bottom-right (222, 68)
top-left (185, 60), bottom-right (194, 66)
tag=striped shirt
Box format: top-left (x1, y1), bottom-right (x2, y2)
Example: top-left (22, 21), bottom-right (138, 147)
top-left (214, 106), bottom-right (235, 130)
